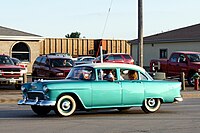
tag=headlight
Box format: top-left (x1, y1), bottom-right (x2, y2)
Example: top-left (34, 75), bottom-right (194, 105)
top-left (43, 86), bottom-right (49, 93)
top-left (21, 86), bottom-right (27, 92)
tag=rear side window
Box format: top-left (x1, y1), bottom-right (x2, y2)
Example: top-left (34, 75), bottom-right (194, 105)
top-left (123, 54), bottom-right (132, 59)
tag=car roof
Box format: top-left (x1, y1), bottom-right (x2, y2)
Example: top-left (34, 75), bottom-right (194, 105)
top-left (75, 63), bottom-right (146, 72)
top-left (77, 56), bottom-right (95, 59)
top-left (173, 51), bottom-right (200, 54)
top-left (40, 55), bottom-right (72, 59)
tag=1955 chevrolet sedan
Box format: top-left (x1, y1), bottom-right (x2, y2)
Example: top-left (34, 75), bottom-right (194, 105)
top-left (18, 63), bottom-right (183, 117)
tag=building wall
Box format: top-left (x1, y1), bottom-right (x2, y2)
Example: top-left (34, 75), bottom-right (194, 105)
top-left (0, 40), bottom-right (42, 73)
top-left (40, 38), bottom-right (131, 57)
top-left (1, 38), bottom-right (131, 74)
top-left (132, 41), bottom-right (200, 68)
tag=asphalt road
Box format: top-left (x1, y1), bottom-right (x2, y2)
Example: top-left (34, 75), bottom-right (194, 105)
top-left (0, 98), bottom-right (200, 133)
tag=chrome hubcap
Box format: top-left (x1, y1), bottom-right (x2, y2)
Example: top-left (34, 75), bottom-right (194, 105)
top-left (147, 99), bottom-right (156, 107)
top-left (61, 101), bottom-right (71, 111)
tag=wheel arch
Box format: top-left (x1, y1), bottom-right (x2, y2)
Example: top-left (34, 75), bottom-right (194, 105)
top-left (56, 92), bottom-right (86, 110)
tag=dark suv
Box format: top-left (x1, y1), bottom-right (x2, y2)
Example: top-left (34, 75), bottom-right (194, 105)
top-left (32, 55), bottom-right (74, 80)
top-left (94, 53), bottom-right (134, 64)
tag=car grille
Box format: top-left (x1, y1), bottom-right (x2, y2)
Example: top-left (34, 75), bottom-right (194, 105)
top-left (27, 92), bottom-right (45, 100)
top-left (1, 68), bottom-right (21, 77)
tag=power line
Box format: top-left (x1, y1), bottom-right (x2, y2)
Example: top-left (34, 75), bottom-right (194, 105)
top-left (101, 0), bottom-right (114, 38)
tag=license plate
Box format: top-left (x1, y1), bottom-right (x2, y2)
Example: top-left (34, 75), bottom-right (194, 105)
top-left (10, 78), bottom-right (16, 83)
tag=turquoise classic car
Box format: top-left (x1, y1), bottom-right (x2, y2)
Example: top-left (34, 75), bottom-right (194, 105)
top-left (18, 63), bottom-right (183, 117)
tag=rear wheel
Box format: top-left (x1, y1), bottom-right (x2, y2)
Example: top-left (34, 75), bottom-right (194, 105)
top-left (141, 98), bottom-right (161, 113)
top-left (31, 106), bottom-right (51, 116)
top-left (54, 95), bottom-right (76, 117)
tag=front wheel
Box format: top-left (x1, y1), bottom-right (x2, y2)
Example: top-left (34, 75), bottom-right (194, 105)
top-left (141, 98), bottom-right (161, 113)
top-left (54, 95), bottom-right (76, 117)
top-left (31, 106), bottom-right (51, 116)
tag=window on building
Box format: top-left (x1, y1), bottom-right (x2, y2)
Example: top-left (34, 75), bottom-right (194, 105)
top-left (160, 49), bottom-right (168, 59)
top-left (12, 42), bottom-right (30, 62)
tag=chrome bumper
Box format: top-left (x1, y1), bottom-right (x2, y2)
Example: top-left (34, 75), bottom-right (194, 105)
top-left (18, 99), bottom-right (56, 106)
top-left (174, 97), bottom-right (183, 103)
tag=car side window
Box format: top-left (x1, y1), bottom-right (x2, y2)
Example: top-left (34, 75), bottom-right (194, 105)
top-left (123, 54), bottom-right (131, 59)
top-left (114, 55), bottom-right (123, 60)
top-left (97, 69), bottom-right (116, 81)
top-left (170, 54), bottom-right (179, 62)
top-left (120, 69), bottom-right (138, 80)
top-left (140, 72), bottom-right (148, 80)
top-left (107, 55), bottom-right (114, 61)
top-left (178, 54), bottom-right (186, 63)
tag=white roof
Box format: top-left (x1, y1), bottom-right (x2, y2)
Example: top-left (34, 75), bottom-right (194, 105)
top-left (75, 63), bottom-right (146, 73)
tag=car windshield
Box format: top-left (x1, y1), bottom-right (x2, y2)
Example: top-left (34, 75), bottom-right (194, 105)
top-left (187, 54), bottom-right (200, 62)
top-left (66, 66), bottom-right (94, 80)
top-left (50, 59), bottom-right (73, 67)
top-left (0, 56), bottom-right (14, 65)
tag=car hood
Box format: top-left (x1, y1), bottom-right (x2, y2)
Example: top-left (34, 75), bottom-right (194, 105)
top-left (0, 64), bottom-right (23, 69)
top-left (25, 79), bottom-right (87, 91)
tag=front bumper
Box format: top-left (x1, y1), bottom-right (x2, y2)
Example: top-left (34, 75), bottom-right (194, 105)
top-left (18, 99), bottom-right (56, 106)
top-left (0, 77), bottom-right (23, 84)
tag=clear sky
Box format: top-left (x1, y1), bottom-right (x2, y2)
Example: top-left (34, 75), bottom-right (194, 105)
top-left (0, 0), bottom-right (200, 40)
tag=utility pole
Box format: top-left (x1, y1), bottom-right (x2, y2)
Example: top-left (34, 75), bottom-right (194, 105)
top-left (138, 0), bottom-right (143, 67)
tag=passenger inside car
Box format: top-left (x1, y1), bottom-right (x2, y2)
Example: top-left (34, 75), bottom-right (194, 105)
top-left (103, 69), bottom-right (115, 81)
top-left (128, 70), bottom-right (138, 80)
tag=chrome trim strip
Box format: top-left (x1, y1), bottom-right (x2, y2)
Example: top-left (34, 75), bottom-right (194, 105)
top-left (18, 99), bottom-right (56, 106)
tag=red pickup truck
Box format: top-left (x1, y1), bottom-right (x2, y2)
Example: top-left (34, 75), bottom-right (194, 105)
top-left (150, 51), bottom-right (200, 86)
top-left (0, 54), bottom-right (25, 89)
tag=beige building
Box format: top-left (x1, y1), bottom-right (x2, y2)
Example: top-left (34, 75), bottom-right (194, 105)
top-left (0, 26), bottom-right (131, 73)
top-left (130, 23), bottom-right (200, 68)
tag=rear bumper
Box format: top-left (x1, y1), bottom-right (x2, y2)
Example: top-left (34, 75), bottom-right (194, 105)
top-left (174, 97), bottom-right (183, 103)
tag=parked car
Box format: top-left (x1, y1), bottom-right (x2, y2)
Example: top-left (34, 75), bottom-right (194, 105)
top-left (18, 63), bottom-right (182, 117)
top-left (75, 56), bottom-right (95, 65)
top-left (0, 54), bottom-right (25, 89)
top-left (150, 51), bottom-right (200, 86)
top-left (32, 55), bottom-right (74, 80)
top-left (11, 57), bottom-right (27, 73)
top-left (93, 53), bottom-right (134, 64)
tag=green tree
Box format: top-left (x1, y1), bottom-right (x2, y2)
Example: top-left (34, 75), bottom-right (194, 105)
top-left (65, 31), bottom-right (81, 38)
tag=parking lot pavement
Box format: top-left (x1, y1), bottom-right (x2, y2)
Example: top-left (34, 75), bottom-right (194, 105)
top-left (0, 87), bottom-right (200, 104)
